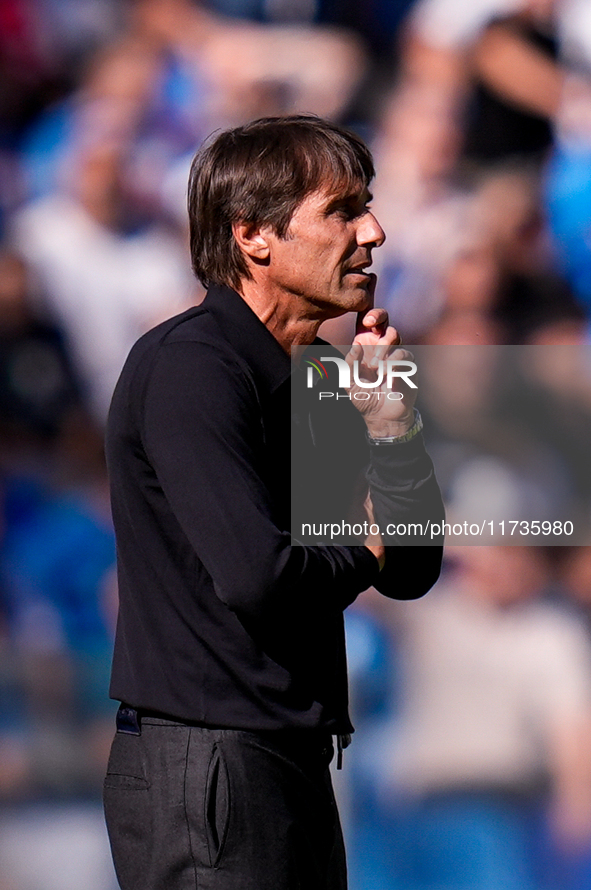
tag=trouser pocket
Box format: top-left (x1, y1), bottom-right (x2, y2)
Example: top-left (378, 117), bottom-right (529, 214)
top-left (103, 732), bottom-right (152, 890)
top-left (204, 743), bottom-right (231, 868)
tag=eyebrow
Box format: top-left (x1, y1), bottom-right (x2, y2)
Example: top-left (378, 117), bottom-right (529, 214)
top-left (324, 190), bottom-right (373, 211)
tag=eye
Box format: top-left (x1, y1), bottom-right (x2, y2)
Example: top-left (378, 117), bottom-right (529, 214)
top-left (334, 202), bottom-right (368, 221)
top-left (326, 191), bottom-right (373, 220)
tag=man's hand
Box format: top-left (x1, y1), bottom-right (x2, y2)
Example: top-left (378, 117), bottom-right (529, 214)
top-left (354, 308), bottom-right (401, 360)
top-left (347, 308), bottom-right (417, 439)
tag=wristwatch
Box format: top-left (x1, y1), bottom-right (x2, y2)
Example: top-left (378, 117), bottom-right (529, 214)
top-left (367, 409), bottom-right (423, 445)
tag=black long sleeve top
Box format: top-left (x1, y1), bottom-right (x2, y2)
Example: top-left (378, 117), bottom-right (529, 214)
top-left (106, 285), bottom-right (443, 733)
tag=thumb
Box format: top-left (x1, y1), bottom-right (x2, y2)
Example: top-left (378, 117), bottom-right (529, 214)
top-left (356, 308), bottom-right (388, 337)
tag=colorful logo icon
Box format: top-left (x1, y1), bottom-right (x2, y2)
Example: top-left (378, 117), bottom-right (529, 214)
top-left (305, 359), bottom-right (329, 386)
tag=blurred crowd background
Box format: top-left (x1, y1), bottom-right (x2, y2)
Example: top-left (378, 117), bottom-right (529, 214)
top-left (4, 0), bottom-right (591, 887)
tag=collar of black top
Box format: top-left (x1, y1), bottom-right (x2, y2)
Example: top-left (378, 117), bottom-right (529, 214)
top-left (204, 284), bottom-right (293, 396)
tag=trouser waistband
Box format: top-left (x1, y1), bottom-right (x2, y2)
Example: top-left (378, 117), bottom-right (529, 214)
top-left (115, 704), bottom-right (351, 768)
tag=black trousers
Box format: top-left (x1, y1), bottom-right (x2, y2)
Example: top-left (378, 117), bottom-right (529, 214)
top-left (103, 712), bottom-right (347, 890)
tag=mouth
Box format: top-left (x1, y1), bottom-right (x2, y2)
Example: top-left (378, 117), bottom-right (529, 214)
top-left (343, 267), bottom-right (375, 288)
top-left (345, 260), bottom-right (371, 272)
top-left (343, 259), bottom-right (373, 279)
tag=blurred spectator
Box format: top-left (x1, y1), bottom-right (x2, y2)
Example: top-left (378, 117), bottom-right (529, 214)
top-left (380, 547), bottom-right (591, 890)
top-left (0, 248), bottom-right (80, 452)
top-left (546, 144), bottom-right (591, 319)
top-left (21, 0), bottom-right (369, 210)
top-left (20, 36), bottom-right (179, 203)
top-left (370, 81), bottom-right (471, 340)
top-left (468, 166), bottom-right (587, 341)
top-left (464, 1), bottom-right (560, 167)
top-left (343, 599), bottom-right (404, 890)
top-left (0, 463), bottom-right (116, 798)
top-left (416, 344), bottom-right (578, 538)
top-left (11, 134), bottom-right (195, 425)
top-left (560, 547), bottom-right (591, 635)
top-left (403, 0), bottom-right (591, 326)
top-left (203, 0), bottom-right (415, 59)
top-left (405, 0), bottom-right (563, 154)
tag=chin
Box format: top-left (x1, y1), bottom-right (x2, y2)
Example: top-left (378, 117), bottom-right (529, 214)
top-left (347, 274), bottom-right (376, 311)
top-left (351, 288), bottom-right (373, 313)
top-left (317, 286), bottom-right (373, 317)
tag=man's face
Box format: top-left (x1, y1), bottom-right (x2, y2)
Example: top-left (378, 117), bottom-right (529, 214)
top-left (263, 183), bottom-right (386, 317)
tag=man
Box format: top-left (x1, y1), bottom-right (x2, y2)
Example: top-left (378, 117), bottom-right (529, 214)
top-left (103, 115), bottom-right (443, 890)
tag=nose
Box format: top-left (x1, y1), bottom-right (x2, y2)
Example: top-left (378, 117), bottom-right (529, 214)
top-left (357, 211), bottom-right (386, 248)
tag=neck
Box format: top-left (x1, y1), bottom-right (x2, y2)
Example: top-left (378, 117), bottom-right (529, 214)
top-left (238, 278), bottom-right (325, 353)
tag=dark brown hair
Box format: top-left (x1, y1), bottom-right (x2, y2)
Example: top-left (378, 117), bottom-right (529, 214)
top-left (187, 115), bottom-right (375, 291)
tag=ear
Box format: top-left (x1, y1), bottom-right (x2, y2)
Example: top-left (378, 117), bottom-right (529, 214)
top-left (232, 221), bottom-right (271, 261)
